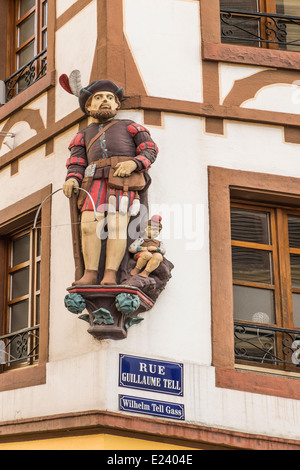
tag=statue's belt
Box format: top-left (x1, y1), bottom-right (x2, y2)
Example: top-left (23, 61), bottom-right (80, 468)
top-left (77, 156), bottom-right (146, 210)
top-left (84, 156), bottom-right (130, 178)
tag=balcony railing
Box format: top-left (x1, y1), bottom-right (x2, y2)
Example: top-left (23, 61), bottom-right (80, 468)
top-left (0, 325), bottom-right (39, 368)
top-left (4, 49), bottom-right (47, 103)
top-left (234, 321), bottom-right (300, 369)
top-left (220, 9), bottom-right (300, 50)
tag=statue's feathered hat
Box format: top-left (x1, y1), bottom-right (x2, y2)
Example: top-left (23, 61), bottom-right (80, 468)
top-left (59, 70), bottom-right (124, 112)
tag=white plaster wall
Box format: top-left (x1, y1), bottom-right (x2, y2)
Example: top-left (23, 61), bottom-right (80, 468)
top-left (0, 111), bottom-right (210, 423)
top-left (0, 121), bottom-right (37, 158)
top-left (219, 63), bottom-right (268, 104)
top-left (0, 352), bottom-right (109, 422)
top-left (0, 94), bottom-right (47, 158)
top-left (24, 94), bottom-right (48, 125)
top-left (46, 110), bottom-right (211, 365)
top-left (0, 146), bottom-right (47, 209)
top-left (55, 1), bottom-right (97, 121)
top-left (2, 80), bottom-right (300, 442)
top-left (219, 63), bottom-right (300, 114)
top-left (3, 110), bottom-right (300, 443)
top-left (204, 120), bottom-right (300, 178)
top-left (242, 84), bottom-right (300, 114)
top-left (124, 0), bottom-right (202, 102)
top-left (102, 117), bottom-right (300, 442)
top-left (56, 0), bottom-right (76, 18)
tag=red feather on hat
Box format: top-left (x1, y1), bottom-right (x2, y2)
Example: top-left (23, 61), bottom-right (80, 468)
top-left (59, 74), bottom-right (73, 95)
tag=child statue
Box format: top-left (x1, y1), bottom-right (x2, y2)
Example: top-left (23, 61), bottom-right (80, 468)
top-left (129, 215), bottom-right (166, 278)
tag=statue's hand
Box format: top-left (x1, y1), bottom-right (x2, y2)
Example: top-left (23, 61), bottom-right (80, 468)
top-left (113, 160), bottom-right (137, 177)
top-left (63, 178), bottom-right (79, 198)
top-left (147, 246), bottom-right (158, 252)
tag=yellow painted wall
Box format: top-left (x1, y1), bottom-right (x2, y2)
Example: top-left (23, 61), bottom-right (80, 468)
top-left (0, 433), bottom-right (197, 450)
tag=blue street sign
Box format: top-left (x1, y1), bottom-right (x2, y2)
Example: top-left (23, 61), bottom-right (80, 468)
top-left (119, 395), bottom-right (185, 420)
top-left (119, 354), bottom-right (183, 396)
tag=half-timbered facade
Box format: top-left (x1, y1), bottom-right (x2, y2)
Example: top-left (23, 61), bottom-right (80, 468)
top-left (1, 0), bottom-right (300, 450)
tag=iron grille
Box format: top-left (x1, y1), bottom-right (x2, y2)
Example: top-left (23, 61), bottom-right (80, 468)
top-left (4, 49), bottom-right (47, 103)
top-left (234, 321), bottom-right (300, 368)
top-left (220, 9), bottom-right (300, 49)
top-left (0, 325), bottom-right (39, 368)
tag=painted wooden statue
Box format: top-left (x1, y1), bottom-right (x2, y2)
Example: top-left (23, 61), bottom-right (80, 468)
top-left (60, 71), bottom-right (173, 340)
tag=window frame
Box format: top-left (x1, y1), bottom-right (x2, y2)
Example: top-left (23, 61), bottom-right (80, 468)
top-left (230, 201), bottom-right (300, 372)
top-left (5, 0), bottom-right (48, 102)
top-left (208, 166), bottom-right (300, 399)
top-left (2, 225), bottom-right (41, 371)
top-left (0, 185), bottom-right (51, 391)
top-left (0, 0), bottom-right (54, 121)
top-left (200, 0), bottom-right (300, 70)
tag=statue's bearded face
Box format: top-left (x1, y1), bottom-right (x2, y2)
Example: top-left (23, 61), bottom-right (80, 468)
top-left (85, 91), bottom-right (120, 122)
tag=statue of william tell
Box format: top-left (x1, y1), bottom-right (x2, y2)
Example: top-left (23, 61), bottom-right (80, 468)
top-left (61, 78), bottom-right (158, 286)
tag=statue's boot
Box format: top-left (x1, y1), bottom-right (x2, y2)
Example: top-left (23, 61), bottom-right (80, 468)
top-left (72, 269), bottom-right (98, 286)
top-left (101, 269), bottom-right (117, 285)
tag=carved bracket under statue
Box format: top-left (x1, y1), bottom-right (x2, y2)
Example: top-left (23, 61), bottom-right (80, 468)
top-left (65, 285), bottom-right (154, 340)
top-left (59, 70), bottom-right (174, 340)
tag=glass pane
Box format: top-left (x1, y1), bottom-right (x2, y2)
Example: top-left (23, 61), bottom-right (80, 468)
top-left (17, 40), bottom-right (35, 68)
top-left (12, 233), bottom-right (30, 266)
top-left (9, 300), bottom-right (29, 365)
top-left (233, 285), bottom-right (275, 323)
top-left (18, 13), bottom-right (35, 46)
top-left (276, 0), bottom-right (300, 16)
top-left (292, 293), bottom-right (300, 328)
top-left (231, 209), bottom-right (271, 244)
top-left (35, 294), bottom-right (40, 324)
top-left (11, 267), bottom-right (29, 299)
top-left (232, 246), bottom-right (273, 284)
top-left (234, 326), bottom-right (276, 365)
top-left (290, 254), bottom-right (300, 288)
top-left (36, 261), bottom-right (40, 290)
top-left (220, 0), bottom-right (259, 11)
top-left (42, 30), bottom-right (47, 49)
top-left (19, 0), bottom-right (35, 18)
top-left (36, 228), bottom-right (41, 257)
top-left (283, 24), bottom-right (300, 51)
top-left (42, 1), bottom-right (48, 27)
top-left (221, 15), bottom-right (260, 47)
top-left (288, 215), bottom-right (300, 248)
top-left (10, 300), bottom-right (28, 332)
top-left (17, 76), bottom-right (30, 94)
top-left (276, 1), bottom-right (300, 51)
top-left (220, 1), bottom-right (260, 46)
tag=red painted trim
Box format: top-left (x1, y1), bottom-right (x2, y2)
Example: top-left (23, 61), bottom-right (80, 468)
top-left (68, 286), bottom-right (154, 307)
top-left (1, 410), bottom-right (300, 449)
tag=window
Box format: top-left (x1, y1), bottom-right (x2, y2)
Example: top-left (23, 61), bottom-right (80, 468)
top-left (231, 202), bottom-right (300, 372)
top-left (5, 0), bottom-right (48, 102)
top-left (209, 167), bottom-right (300, 399)
top-left (0, 226), bottom-right (41, 370)
top-left (220, 0), bottom-right (300, 51)
top-left (0, 186), bottom-right (50, 391)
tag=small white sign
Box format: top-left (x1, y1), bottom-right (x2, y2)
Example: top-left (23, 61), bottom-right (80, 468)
top-left (0, 340), bottom-right (6, 364)
top-left (0, 81), bottom-right (5, 105)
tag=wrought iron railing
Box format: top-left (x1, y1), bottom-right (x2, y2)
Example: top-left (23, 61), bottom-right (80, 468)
top-left (234, 321), bottom-right (300, 369)
top-left (4, 49), bottom-right (47, 103)
top-left (220, 9), bottom-right (300, 49)
top-left (0, 325), bottom-right (39, 368)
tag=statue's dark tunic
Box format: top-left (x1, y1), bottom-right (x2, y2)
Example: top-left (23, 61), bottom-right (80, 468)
top-left (65, 119), bottom-right (158, 212)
